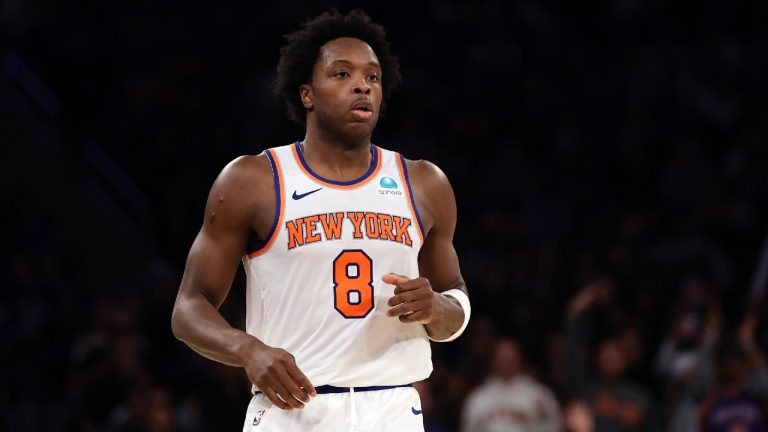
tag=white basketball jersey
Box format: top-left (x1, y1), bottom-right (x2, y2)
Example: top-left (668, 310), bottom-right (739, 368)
top-left (242, 142), bottom-right (432, 388)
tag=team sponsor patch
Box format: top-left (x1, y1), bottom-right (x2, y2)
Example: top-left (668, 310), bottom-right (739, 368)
top-left (377, 176), bottom-right (403, 196)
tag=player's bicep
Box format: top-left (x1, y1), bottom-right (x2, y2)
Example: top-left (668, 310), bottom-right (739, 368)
top-left (180, 223), bottom-right (248, 308)
top-left (178, 158), bottom-right (263, 308)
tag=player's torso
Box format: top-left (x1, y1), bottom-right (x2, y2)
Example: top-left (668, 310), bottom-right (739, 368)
top-left (243, 142), bottom-right (432, 387)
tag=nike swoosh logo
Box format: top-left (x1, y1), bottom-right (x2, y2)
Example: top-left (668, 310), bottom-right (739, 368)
top-left (411, 407), bottom-right (423, 415)
top-left (292, 188), bottom-right (322, 200)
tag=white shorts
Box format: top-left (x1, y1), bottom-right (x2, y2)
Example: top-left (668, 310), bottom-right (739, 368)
top-left (242, 385), bottom-right (425, 432)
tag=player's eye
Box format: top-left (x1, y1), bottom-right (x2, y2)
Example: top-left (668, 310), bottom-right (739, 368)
top-left (368, 73), bottom-right (379, 82)
top-left (334, 71), bottom-right (350, 78)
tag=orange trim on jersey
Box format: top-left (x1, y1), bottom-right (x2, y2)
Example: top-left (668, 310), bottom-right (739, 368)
top-left (248, 148), bottom-right (285, 258)
top-left (291, 143), bottom-right (382, 190)
top-left (395, 154), bottom-right (425, 245)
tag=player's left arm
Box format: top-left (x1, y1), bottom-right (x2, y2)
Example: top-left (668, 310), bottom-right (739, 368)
top-left (384, 159), bottom-right (469, 341)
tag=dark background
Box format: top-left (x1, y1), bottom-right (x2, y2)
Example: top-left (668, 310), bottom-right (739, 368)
top-left (2, 1), bottom-right (768, 431)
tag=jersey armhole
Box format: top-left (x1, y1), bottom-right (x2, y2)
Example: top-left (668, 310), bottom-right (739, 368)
top-left (395, 153), bottom-right (425, 244)
top-left (247, 149), bottom-right (284, 258)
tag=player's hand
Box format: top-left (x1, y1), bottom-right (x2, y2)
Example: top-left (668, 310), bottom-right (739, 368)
top-left (383, 273), bottom-right (438, 324)
top-left (239, 339), bottom-right (317, 410)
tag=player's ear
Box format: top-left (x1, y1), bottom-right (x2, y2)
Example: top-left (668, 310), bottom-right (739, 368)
top-left (299, 85), bottom-right (313, 109)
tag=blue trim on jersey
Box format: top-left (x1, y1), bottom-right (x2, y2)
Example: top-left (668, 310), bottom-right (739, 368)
top-left (294, 141), bottom-right (379, 186)
top-left (254, 384), bottom-right (411, 396)
top-left (246, 149), bottom-right (281, 255)
top-left (398, 154), bottom-right (425, 237)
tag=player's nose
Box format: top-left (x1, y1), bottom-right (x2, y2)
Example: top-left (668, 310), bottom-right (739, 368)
top-left (353, 79), bottom-right (371, 95)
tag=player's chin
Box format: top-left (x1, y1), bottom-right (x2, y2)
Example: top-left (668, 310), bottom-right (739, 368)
top-left (344, 119), bottom-right (378, 136)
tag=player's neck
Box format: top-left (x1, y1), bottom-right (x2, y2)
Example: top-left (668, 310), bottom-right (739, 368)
top-left (304, 124), bottom-right (372, 151)
top-left (299, 131), bottom-right (374, 182)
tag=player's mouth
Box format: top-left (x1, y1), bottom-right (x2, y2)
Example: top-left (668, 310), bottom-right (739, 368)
top-left (350, 100), bottom-right (374, 121)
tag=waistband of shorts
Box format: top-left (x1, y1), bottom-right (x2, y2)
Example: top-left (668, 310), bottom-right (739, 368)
top-left (253, 383), bottom-right (412, 395)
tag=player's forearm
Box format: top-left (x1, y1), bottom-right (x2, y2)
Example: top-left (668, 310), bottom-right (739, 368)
top-left (424, 292), bottom-right (465, 340)
top-left (171, 293), bottom-right (258, 367)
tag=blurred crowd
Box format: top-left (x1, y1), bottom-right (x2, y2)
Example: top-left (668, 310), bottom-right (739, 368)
top-left (3, 0), bottom-right (768, 431)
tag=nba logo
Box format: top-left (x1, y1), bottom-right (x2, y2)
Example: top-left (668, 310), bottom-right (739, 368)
top-left (253, 409), bottom-right (266, 426)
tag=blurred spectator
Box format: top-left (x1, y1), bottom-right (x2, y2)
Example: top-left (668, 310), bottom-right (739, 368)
top-left (564, 401), bottom-right (594, 432)
top-left (456, 315), bottom-right (499, 387)
top-left (565, 281), bottom-right (658, 432)
top-left (102, 382), bottom-right (177, 432)
top-left (655, 279), bottom-right (722, 431)
top-left (461, 338), bottom-right (561, 432)
top-left (699, 312), bottom-right (768, 431)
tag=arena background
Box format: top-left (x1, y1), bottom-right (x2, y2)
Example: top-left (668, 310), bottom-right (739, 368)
top-left (2, 1), bottom-right (768, 431)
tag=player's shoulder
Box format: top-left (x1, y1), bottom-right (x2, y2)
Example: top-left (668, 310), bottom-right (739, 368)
top-left (215, 153), bottom-right (272, 185)
top-left (399, 156), bottom-right (456, 231)
top-left (208, 153), bottom-right (275, 204)
top-left (402, 157), bottom-right (451, 191)
top-left (222, 153), bottom-right (271, 176)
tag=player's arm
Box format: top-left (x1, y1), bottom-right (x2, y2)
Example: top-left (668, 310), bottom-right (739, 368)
top-left (384, 159), bottom-right (469, 341)
top-left (171, 154), bottom-right (315, 410)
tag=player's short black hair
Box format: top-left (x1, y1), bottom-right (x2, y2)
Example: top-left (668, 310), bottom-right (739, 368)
top-left (275, 9), bottom-right (401, 127)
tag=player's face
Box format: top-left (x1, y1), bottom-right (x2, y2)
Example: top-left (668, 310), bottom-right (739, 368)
top-left (302, 37), bottom-right (383, 141)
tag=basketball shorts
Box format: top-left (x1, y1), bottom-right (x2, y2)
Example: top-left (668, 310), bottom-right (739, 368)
top-left (242, 384), bottom-right (425, 432)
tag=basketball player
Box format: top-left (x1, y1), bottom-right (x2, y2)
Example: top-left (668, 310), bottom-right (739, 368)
top-left (171, 10), bottom-right (471, 431)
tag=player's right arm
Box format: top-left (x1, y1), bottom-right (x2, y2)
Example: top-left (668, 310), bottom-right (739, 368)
top-left (171, 154), bottom-right (315, 410)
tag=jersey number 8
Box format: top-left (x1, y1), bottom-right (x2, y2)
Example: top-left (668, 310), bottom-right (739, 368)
top-left (333, 250), bottom-right (374, 319)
